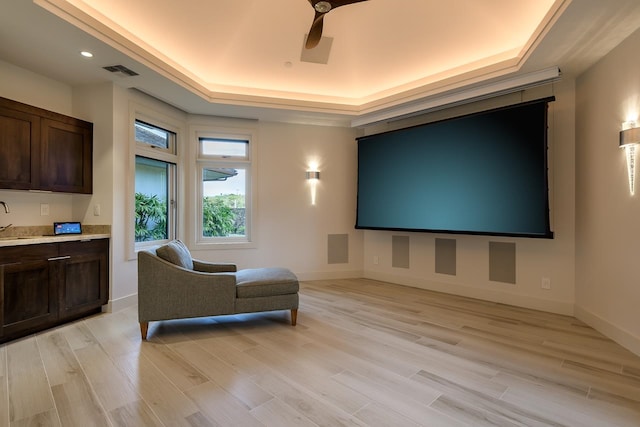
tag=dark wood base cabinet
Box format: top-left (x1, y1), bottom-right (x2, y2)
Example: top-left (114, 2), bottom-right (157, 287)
top-left (0, 239), bottom-right (109, 343)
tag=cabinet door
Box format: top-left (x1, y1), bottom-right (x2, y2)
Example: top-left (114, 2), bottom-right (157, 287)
top-left (0, 259), bottom-right (58, 339)
top-left (41, 118), bottom-right (92, 194)
top-left (0, 108), bottom-right (40, 189)
top-left (58, 239), bottom-right (109, 319)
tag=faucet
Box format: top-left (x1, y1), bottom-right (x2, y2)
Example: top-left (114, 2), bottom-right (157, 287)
top-left (0, 201), bottom-right (10, 232)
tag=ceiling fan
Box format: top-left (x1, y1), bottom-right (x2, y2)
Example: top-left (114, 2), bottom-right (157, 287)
top-left (304, 0), bottom-right (369, 49)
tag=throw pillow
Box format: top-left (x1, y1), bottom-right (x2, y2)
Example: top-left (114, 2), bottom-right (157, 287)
top-left (156, 239), bottom-right (194, 270)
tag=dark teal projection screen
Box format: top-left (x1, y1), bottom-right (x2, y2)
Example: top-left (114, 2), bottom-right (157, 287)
top-left (356, 98), bottom-right (554, 238)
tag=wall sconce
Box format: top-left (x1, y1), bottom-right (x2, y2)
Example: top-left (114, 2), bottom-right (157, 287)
top-left (305, 171), bottom-right (320, 180)
top-left (620, 123), bottom-right (640, 195)
top-left (306, 170), bottom-right (320, 205)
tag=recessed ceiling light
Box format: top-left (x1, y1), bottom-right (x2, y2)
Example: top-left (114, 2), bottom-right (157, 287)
top-left (80, 51), bottom-right (93, 58)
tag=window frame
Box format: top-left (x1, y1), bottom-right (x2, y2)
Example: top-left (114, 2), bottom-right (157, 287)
top-left (134, 119), bottom-right (176, 154)
top-left (191, 125), bottom-right (258, 249)
top-left (134, 154), bottom-right (177, 245)
top-left (128, 107), bottom-right (183, 259)
top-left (199, 137), bottom-right (249, 160)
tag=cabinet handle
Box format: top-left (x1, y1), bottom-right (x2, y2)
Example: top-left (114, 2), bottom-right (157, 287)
top-left (47, 255), bottom-right (71, 261)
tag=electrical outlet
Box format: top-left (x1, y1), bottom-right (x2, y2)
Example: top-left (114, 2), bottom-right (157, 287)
top-left (40, 203), bottom-right (50, 216)
top-left (373, 256), bottom-right (379, 265)
top-left (541, 277), bottom-right (551, 290)
top-left (93, 204), bottom-right (101, 216)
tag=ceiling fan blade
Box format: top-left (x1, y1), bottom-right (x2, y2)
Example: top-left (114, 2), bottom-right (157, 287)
top-left (308, 0), bottom-right (367, 10)
top-left (304, 0), bottom-right (368, 49)
top-left (305, 11), bottom-right (325, 49)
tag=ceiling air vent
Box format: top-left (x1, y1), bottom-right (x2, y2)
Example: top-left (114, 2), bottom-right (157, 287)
top-left (103, 64), bottom-right (139, 77)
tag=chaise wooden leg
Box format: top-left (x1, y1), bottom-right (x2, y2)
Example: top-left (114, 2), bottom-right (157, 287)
top-left (140, 322), bottom-right (149, 340)
top-left (291, 309), bottom-right (298, 326)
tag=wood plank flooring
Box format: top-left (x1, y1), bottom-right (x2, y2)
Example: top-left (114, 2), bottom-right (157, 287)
top-left (1, 278), bottom-right (639, 426)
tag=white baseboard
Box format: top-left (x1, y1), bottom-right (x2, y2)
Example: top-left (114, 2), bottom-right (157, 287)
top-left (363, 271), bottom-right (575, 316)
top-left (296, 270), bottom-right (364, 281)
top-left (103, 293), bottom-right (138, 313)
top-left (574, 304), bottom-right (640, 358)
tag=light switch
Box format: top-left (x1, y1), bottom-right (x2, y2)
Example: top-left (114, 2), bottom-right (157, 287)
top-left (93, 204), bottom-right (101, 216)
top-left (40, 203), bottom-right (50, 216)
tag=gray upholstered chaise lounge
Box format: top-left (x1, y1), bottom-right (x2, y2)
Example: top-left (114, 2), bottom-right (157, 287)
top-left (137, 240), bottom-right (299, 340)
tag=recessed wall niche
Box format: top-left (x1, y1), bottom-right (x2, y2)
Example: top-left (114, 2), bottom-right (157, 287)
top-left (489, 241), bottom-right (516, 284)
top-left (435, 238), bottom-right (457, 275)
top-left (327, 234), bottom-right (349, 264)
top-left (392, 235), bottom-right (410, 269)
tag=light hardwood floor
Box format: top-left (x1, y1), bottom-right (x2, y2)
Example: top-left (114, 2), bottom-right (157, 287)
top-left (1, 278), bottom-right (640, 426)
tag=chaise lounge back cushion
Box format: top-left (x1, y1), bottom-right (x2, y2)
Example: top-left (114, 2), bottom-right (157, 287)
top-left (156, 239), bottom-right (194, 270)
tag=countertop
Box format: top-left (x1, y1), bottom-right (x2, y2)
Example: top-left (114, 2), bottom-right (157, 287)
top-left (0, 233), bottom-right (110, 247)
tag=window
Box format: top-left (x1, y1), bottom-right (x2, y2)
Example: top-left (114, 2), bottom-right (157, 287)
top-left (134, 120), bottom-right (177, 245)
top-left (201, 138), bottom-right (248, 158)
top-left (135, 120), bottom-right (173, 151)
top-left (197, 135), bottom-right (253, 244)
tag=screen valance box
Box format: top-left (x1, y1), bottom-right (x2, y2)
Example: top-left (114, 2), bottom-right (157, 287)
top-left (54, 222), bottom-right (82, 235)
top-left (356, 97), bottom-right (555, 239)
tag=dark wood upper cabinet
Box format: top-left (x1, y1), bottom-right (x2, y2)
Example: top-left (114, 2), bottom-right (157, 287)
top-left (0, 107), bottom-right (40, 189)
top-left (0, 97), bottom-right (93, 194)
top-left (41, 118), bottom-right (93, 193)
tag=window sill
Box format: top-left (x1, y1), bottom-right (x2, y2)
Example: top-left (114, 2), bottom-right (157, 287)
top-left (192, 239), bottom-right (257, 251)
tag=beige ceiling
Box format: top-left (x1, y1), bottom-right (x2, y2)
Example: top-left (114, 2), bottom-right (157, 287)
top-left (52, 0), bottom-right (559, 104)
top-left (40, 0), bottom-right (567, 107)
top-left (3, 0), bottom-right (640, 125)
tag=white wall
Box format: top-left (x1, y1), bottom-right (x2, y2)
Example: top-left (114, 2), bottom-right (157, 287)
top-left (246, 120), bottom-right (363, 278)
top-left (575, 27), bottom-right (640, 355)
top-left (72, 83), bottom-right (115, 227)
top-left (0, 59), bottom-right (72, 115)
top-left (361, 81), bottom-right (577, 316)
